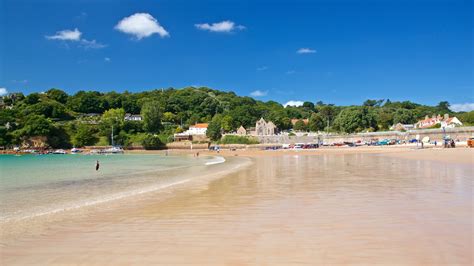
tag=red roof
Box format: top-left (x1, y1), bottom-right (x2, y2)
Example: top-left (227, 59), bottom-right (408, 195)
top-left (191, 123), bottom-right (209, 129)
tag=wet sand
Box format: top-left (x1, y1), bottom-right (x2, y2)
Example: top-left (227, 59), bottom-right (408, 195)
top-left (1, 148), bottom-right (473, 265)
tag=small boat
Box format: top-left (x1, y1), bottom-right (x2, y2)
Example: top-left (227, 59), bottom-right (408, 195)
top-left (71, 148), bottom-right (82, 153)
top-left (103, 146), bottom-right (124, 154)
top-left (52, 149), bottom-right (67, 154)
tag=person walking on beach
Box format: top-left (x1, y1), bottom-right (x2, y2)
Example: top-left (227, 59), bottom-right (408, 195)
top-left (95, 160), bottom-right (100, 171)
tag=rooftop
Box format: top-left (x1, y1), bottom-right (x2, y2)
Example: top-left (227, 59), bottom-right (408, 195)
top-left (190, 123), bottom-right (209, 129)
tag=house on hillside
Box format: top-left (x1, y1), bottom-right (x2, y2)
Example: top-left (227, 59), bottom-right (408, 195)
top-left (390, 123), bottom-right (414, 131)
top-left (440, 116), bottom-right (463, 128)
top-left (236, 126), bottom-right (247, 135)
top-left (124, 113), bottom-right (142, 121)
top-left (186, 123), bottom-right (208, 135)
top-left (415, 114), bottom-right (463, 129)
top-left (173, 123), bottom-right (209, 142)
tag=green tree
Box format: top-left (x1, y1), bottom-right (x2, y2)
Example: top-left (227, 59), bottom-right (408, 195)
top-left (308, 113), bottom-right (324, 132)
top-left (363, 99), bottom-right (384, 107)
top-left (101, 108), bottom-right (125, 128)
top-left (67, 91), bottom-right (108, 113)
top-left (0, 127), bottom-right (12, 147)
top-left (376, 110), bottom-right (394, 130)
top-left (302, 101), bottom-right (315, 111)
top-left (12, 115), bottom-right (53, 145)
top-left (221, 115), bottom-right (234, 132)
top-left (47, 125), bottom-right (72, 149)
top-left (393, 109), bottom-right (416, 124)
top-left (24, 93), bottom-right (40, 105)
top-left (141, 101), bottom-right (163, 133)
top-left (436, 101), bottom-right (451, 113)
top-left (141, 134), bottom-right (165, 150)
top-left (123, 120), bottom-right (144, 134)
top-left (458, 111), bottom-right (474, 125)
top-left (104, 91), bottom-right (124, 109)
top-left (317, 105), bottom-right (336, 130)
top-left (72, 124), bottom-right (98, 147)
top-left (206, 115), bottom-right (222, 141)
top-left (162, 112), bottom-right (176, 123)
top-left (46, 88), bottom-right (68, 104)
top-left (293, 119), bottom-right (308, 131)
top-left (100, 108), bottom-right (125, 144)
top-left (22, 100), bottom-right (71, 120)
top-left (333, 107), bottom-right (377, 133)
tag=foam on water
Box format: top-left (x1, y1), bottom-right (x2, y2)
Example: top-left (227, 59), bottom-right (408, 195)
top-left (205, 156), bottom-right (226, 165)
top-left (0, 179), bottom-right (191, 222)
top-left (0, 154), bottom-right (229, 222)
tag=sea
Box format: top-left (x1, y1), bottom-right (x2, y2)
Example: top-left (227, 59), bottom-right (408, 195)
top-left (0, 153), bottom-right (225, 222)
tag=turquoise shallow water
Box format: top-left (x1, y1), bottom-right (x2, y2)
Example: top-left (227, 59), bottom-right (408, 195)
top-left (0, 154), bottom-right (222, 221)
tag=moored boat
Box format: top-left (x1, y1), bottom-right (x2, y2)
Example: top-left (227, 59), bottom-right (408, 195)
top-left (52, 149), bottom-right (67, 154)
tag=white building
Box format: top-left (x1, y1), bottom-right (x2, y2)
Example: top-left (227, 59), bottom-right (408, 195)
top-left (415, 114), bottom-right (463, 129)
top-left (184, 123), bottom-right (208, 135)
top-left (440, 116), bottom-right (463, 128)
top-left (124, 113), bottom-right (143, 121)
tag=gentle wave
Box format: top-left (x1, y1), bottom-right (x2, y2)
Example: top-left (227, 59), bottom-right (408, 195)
top-left (205, 156), bottom-right (226, 165)
top-left (0, 179), bottom-right (191, 223)
top-left (1, 156), bottom-right (249, 223)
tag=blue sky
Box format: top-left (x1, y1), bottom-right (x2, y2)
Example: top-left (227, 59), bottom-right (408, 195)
top-left (1, 0), bottom-right (473, 110)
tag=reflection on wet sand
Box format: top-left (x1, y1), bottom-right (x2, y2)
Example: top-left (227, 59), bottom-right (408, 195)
top-left (1, 153), bottom-right (472, 265)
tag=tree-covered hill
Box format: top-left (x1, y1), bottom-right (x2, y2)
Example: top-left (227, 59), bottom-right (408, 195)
top-left (0, 86), bottom-right (472, 148)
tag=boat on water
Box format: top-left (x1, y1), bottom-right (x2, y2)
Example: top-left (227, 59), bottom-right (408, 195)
top-left (89, 125), bottom-right (125, 154)
top-left (52, 149), bottom-right (67, 154)
top-left (71, 148), bottom-right (82, 153)
top-left (104, 146), bottom-right (124, 154)
top-left (90, 146), bottom-right (124, 154)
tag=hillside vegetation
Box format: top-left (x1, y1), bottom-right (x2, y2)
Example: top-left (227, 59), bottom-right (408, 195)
top-left (1, 87), bottom-right (472, 148)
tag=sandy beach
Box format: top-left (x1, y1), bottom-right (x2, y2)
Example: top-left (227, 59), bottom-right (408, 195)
top-left (1, 147), bottom-right (473, 265)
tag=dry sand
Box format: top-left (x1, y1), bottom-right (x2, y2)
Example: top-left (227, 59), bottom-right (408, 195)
top-left (1, 147), bottom-right (473, 265)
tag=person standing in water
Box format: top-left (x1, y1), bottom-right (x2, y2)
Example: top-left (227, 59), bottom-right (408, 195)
top-left (95, 160), bottom-right (100, 171)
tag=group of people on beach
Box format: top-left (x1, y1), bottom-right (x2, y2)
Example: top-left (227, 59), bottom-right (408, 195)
top-left (444, 139), bottom-right (456, 148)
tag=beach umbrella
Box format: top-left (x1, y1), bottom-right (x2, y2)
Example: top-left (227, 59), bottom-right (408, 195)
top-left (422, 136), bottom-right (430, 143)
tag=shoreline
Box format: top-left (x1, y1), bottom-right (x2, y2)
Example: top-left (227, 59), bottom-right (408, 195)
top-left (0, 155), bottom-right (252, 244)
top-left (1, 147), bottom-right (472, 264)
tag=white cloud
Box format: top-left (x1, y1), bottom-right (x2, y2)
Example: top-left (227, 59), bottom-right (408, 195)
top-left (46, 28), bottom-right (106, 49)
top-left (284, 100), bottom-right (304, 107)
top-left (45, 28), bottom-right (82, 41)
top-left (250, 90), bottom-right (268, 97)
top-left (0, 87), bottom-right (8, 96)
top-left (11, 79), bottom-right (28, 84)
top-left (80, 39), bottom-right (107, 49)
top-left (297, 48), bottom-right (316, 54)
top-left (115, 13), bottom-right (169, 39)
top-left (257, 66), bottom-right (268, 71)
top-left (451, 103), bottom-right (474, 112)
top-left (104, 57), bottom-right (111, 62)
top-left (195, 20), bottom-right (245, 33)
